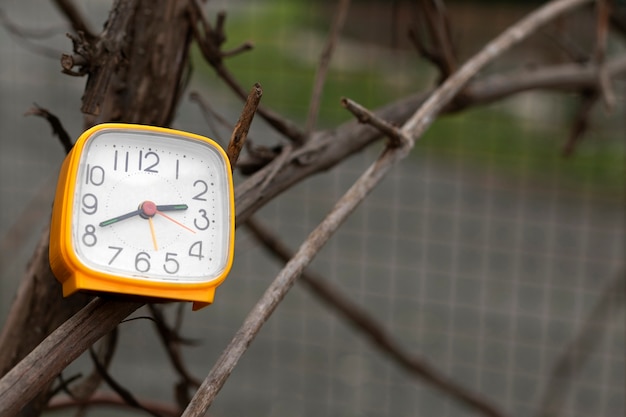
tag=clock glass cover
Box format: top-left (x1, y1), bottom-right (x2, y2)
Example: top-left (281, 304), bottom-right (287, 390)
top-left (49, 124), bottom-right (234, 307)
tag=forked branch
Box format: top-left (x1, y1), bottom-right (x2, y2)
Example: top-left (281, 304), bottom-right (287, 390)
top-left (180, 2), bottom-right (594, 416)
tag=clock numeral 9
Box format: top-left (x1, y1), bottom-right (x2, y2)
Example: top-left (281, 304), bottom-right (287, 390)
top-left (81, 193), bottom-right (98, 215)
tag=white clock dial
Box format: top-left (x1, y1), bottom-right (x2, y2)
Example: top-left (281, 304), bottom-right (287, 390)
top-left (70, 128), bottom-right (232, 283)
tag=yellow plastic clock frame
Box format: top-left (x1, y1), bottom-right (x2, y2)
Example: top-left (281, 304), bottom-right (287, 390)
top-left (49, 123), bottom-right (235, 310)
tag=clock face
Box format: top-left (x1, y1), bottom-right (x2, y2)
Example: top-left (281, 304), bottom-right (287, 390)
top-left (70, 128), bottom-right (233, 283)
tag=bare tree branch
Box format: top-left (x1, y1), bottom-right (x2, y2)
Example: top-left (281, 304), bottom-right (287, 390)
top-left (245, 217), bottom-right (509, 417)
top-left (51, 0), bottom-right (96, 40)
top-left (227, 83), bottom-right (263, 169)
top-left (410, 0), bottom-right (457, 81)
top-left (187, 1), bottom-right (305, 142)
top-left (189, 91), bottom-right (232, 145)
top-left (304, 0), bottom-right (351, 139)
top-left (534, 270), bottom-right (626, 417)
top-left (181, 4), bottom-right (595, 416)
top-left (0, 298), bottom-right (142, 417)
top-left (0, 9), bottom-right (63, 58)
top-left (24, 104), bottom-right (73, 153)
top-left (47, 392), bottom-right (180, 417)
top-left (1, 2), bottom-right (620, 416)
top-left (89, 343), bottom-right (165, 417)
top-left (148, 305), bottom-right (202, 390)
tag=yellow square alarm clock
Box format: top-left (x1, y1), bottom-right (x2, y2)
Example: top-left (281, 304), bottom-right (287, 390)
top-left (49, 123), bottom-right (235, 310)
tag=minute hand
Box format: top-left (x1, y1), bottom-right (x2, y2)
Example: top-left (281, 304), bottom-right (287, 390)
top-left (99, 209), bottom-right (142, 227)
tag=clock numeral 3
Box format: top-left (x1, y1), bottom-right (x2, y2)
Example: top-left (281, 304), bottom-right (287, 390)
top-left (193, 209), bottom-right (210, 231)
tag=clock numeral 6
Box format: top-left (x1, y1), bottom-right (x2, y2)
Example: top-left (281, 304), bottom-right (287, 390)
top-left (82, 225), bottom-right (97, 247)
top-left (135, 252), bottom-right (151, 273)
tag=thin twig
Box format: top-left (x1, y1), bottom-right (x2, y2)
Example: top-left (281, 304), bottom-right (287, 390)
top-left (341, 97), bottom-right (406, 147)
top-left (51, 0), bottom-right (97, 40)
top-left (410, 0), bottom-right (457, 81)
top-left (246, 217), bottom-right (508, 417)
top-left (60, 329), bottom-right (118, 411)
top-left (593, 0), bottom-right (615, 110)
top-left (89, 337), bottom-right (165, 417)
top-left (562, 90), bottom-right (598, 156)
top-left (304, 0), bottom-right (351, 139)
top-left (189, 91), bottom-right (232, 145)
top-left (534, 270), bottom-right (626, 417)
top-left (24, 104), bottom-right (74, 153)
top-left (180, 2), bottom-right (593, 416)
top-left (47, 392), bottom-right (181, 417)
top-left (187, 0), bottom-right (305, 142)
top-left (148, 305), bottom-right (202, 389)
top-left (0, 9), bottom-right (64, 59)
top-left (227, 83), bottom-right (263, 170)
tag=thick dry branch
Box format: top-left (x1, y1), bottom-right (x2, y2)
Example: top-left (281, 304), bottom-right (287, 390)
top-left (246, 217), bottom-right (508, 417)
top-left (77, 0), bottom-right (137, 116)
top-left (0, 298), bottom-right (142, 417)
top-left (181, 4), bottom-right (594, 416)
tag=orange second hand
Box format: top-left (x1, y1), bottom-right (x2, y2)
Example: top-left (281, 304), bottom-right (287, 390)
top-left (156, 211), bottom-right (196, 234)
top-left (148, 217), bottom-right (159, 250)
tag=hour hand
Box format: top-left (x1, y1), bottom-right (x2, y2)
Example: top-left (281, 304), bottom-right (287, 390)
top-left (156, 204), bottom-right (188, 212)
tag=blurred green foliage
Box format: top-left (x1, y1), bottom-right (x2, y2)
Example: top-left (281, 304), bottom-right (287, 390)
top-left (194, 0), bottom-right (624, 198)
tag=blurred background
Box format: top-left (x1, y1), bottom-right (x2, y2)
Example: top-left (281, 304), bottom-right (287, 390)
top-left (1, 1), bottom-right (624, 416)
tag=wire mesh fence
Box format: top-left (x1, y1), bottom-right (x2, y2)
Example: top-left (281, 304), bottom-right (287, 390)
top-left (0, 1), bottom-right (624, 416)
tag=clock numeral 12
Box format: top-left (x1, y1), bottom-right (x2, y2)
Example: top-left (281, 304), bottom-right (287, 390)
top-left (113, 150), bottom-right (160, 173)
